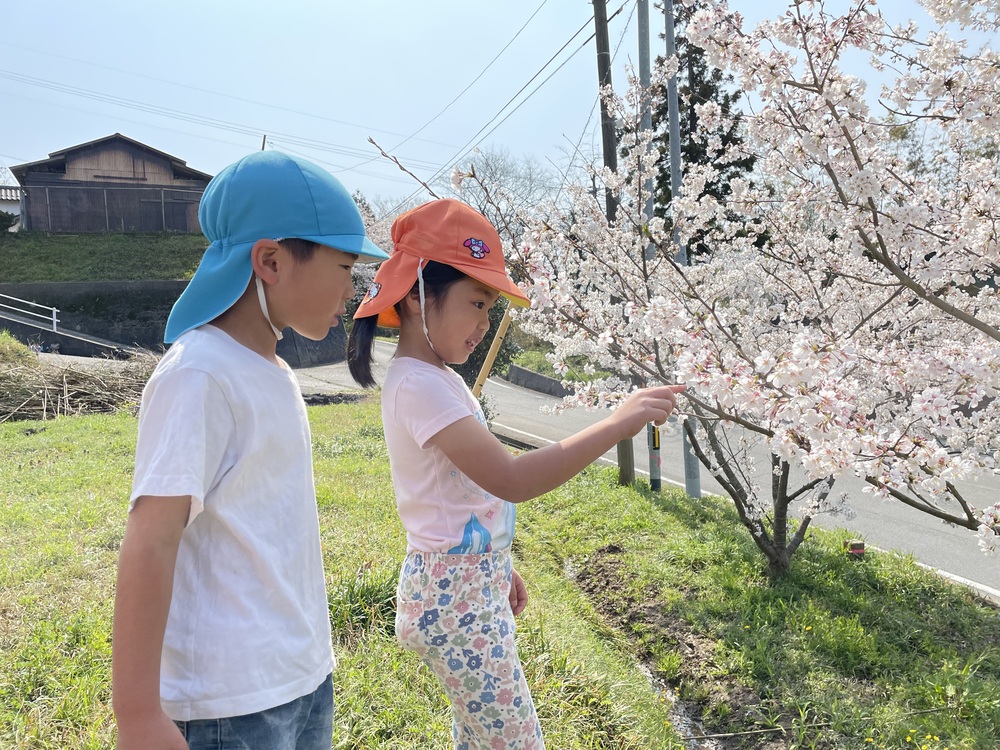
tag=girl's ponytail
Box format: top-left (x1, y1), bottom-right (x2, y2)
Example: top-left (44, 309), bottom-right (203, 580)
top-left (347, 261), bottom-right (468, 387)
top-left (347, 315), bottom-right (380, 388)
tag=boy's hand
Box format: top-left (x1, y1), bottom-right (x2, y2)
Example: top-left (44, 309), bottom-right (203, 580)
top-left (509, 567), bottom-right (528, 616)
top-left (116, 710), bottom-right (187, 750)
top-left (610, 384), bottom-right (686, 440)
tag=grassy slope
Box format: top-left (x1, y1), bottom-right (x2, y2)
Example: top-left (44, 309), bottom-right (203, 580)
top-left (1, 403), bottom-right (998, 749)
top-left (0, 232), bottom-right (205, 282)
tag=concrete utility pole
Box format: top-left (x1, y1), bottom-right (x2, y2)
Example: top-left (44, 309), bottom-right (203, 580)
top-left (664, 0), bottom-right (702, 499)
top-left (593, 0), bottom-right (634, 485)
top-left (637, 0), bottom-right (662, 492)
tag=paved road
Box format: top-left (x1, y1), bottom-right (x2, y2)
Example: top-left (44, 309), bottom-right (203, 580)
top-left (479, 378), bottom-right (1000, 601)
top-left (292, 343), bottom-right (1000, 600)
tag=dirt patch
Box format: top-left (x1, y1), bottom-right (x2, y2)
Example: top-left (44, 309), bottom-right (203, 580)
top-left (302, 392), bottom-right (367, 406)
top-left (574, 544), bottom-right (787, 749)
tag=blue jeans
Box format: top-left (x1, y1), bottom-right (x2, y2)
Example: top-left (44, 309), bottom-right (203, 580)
top-left (173, 674), bottom-right (334, 750)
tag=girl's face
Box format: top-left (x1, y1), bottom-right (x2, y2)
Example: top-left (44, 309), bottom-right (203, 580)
top-left (424, 276), bottom-right (501, 365)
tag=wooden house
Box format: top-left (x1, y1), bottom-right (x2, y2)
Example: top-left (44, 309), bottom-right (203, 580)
top-left (10, 134), bottom-right (212, 233)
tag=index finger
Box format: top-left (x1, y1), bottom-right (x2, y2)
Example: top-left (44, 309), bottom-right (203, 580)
top-left (650, 384), bottom-right (686, 395)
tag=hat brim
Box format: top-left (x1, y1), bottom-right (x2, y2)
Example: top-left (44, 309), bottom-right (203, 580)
top-left (165, 233), bottom-right (390, 344)
top-left (354, 252), bottom-right (529, 329)
top-left (354, 253), bottom-right (421, 329)
top-left (458, 261), bottom-right (530, 309)
top-left (164, 239), bottom-right (255, 344)
top-left (298, 232), bottom-right (388, 262)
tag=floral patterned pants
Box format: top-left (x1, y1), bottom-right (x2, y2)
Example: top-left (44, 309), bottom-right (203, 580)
top-left (396, 549), bottom-right (544, 750)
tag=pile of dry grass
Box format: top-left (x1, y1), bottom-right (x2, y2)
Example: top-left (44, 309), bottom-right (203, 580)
top-left (0, 332), bottom-right (157, 422)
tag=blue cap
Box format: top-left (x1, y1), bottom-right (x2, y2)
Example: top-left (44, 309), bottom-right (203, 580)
top-left (164, 150), bottom-right (389, 344)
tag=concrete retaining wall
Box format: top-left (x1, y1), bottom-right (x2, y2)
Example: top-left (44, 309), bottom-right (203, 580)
top-left (0, 317), bottom-right (129, 357)
top-left (506, 363), bottom-right (572, 398)
top-left (0, 280), bottom-right (346, 367)
top-left (0, 281), bottom-right (184, 350)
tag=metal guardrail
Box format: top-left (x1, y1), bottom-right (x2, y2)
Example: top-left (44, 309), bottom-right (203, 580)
top-left (0, 293), bottom-right (59, 331)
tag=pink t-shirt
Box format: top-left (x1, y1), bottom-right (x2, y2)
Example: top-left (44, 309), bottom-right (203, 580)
top-left (382, 357), bottom-right (516, 553)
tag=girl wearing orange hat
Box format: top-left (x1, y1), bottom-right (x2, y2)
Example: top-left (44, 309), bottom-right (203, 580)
top-left (349, 199), bottom-right (683, 749)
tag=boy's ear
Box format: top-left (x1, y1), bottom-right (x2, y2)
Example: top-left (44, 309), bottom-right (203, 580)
top-left (250, 239), bottom-right (282, 283)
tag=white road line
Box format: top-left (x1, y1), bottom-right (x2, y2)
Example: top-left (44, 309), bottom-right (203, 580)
top-left (915, 563), bottom-right (1000, 605)
top-left (492, 422), bottom-right (555, 445)
top-left (492, 422), bottom-right (687, 489)
top-left (493, 422), bottom-right (999, 603)
top-left (487, 378), bottom-right (549, 398)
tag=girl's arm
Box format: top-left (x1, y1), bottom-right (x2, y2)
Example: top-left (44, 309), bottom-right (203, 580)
top-left (112, 495), bottom-right (191, 750)
top-left (509, 568), bottom-right (528, 615)
top-left (428, 384), bottom-right (685, 504)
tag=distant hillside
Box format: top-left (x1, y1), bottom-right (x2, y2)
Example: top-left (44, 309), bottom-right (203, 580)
top-left (0, 232), bottom-right (206, 283)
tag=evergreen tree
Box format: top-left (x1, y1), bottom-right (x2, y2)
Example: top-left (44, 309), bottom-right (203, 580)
top-left (650, 1), bottom-right (755, 258)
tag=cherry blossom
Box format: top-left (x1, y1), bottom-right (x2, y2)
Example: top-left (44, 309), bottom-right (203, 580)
top-left (496, 0), bottom-right (1000, 572)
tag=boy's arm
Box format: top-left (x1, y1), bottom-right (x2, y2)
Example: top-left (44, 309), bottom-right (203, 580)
top-left (112, 495), bottom-right (191, 750)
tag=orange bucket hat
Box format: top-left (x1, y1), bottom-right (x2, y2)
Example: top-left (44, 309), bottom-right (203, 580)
top-left (354, 199), bottom-right (529, 327)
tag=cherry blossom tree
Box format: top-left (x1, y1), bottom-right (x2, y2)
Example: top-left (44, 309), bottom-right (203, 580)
top-left (497, 0), bottom-right (1000, 575)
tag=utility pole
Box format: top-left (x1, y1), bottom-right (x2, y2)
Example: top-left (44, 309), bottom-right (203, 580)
top-left (593, 0), bottom-right (619, 222)
top-left (593, 0), bottom-right (634, 485)
top-left (638, 0), bottom-right (661, 492)
top-left (664, 0), bottom-right (702, 499)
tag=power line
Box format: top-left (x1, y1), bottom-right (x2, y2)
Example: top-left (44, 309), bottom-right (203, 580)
top-left (1, 3), bottom-right (633, 200)
top-left (267, 140), bottom-right (437, 188)
top-left (553, 0), bottom-right (638, 205)
top-left (337, 0), bottom-right (553, 176)
top-left (382, 2), bottom-right (630, 219)
top-left (0, 41), bottom-right (455, 149)
top-left (1, 85), bottom-right (446, 184)
top-left (0, 69), bottom-right (447, 172)
top-left (0, 90), bottom-right (268, 163)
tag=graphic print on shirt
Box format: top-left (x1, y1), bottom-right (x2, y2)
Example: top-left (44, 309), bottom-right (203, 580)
top-left (447, 468), bottom-right (516, 553)
top-left (448, 512), bottom-right (493, 554)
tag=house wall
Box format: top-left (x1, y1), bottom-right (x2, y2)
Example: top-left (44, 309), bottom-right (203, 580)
top-left (21, 184), bottom-right (203, 233)
top-left (61, 141), bottom-right (205, 188)
top-left (18, 140), bottom-right (207, 233)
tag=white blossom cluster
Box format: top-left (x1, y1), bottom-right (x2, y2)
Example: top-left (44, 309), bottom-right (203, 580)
top-left (354, 199), bottom-right (394, 293)
top-left (510, 0), bottom-right (1000, 554)
top-left (979, 505), bottom-right (1000, 555)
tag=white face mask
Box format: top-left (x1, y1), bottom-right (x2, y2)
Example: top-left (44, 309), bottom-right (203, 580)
top-left (255, 275), bottom-right (284, 340)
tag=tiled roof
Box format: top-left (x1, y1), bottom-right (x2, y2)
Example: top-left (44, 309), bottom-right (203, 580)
top-left (0, 186), bottom-right (22, 202)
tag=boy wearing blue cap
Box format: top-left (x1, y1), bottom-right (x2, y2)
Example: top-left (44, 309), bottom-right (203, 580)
top-left (111, 151), bottom-right (388, 750)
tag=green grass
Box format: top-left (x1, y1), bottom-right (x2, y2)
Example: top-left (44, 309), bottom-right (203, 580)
top-left (0, 232), bottom-right (206, 282)
top-left (0, 329), bottom-right (34, 364)
top-left (2, 403), bottom-right (999, 749)
top-left (514, 349), bottom-right (612, 383)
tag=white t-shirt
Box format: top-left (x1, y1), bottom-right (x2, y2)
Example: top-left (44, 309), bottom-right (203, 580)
top-left (130, 325), bottom-right (333, 722)
top-left (382, 357), bottom-right (516, 553)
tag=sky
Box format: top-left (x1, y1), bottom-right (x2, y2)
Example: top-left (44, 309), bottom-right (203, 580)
top-left (0, 1), bottom-right (955, 210)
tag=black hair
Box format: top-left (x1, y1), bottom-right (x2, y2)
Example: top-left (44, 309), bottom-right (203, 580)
top-left (278, 238), bottom-right (319, 261)
top-left (347, 261), bottom-right (466, 388)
